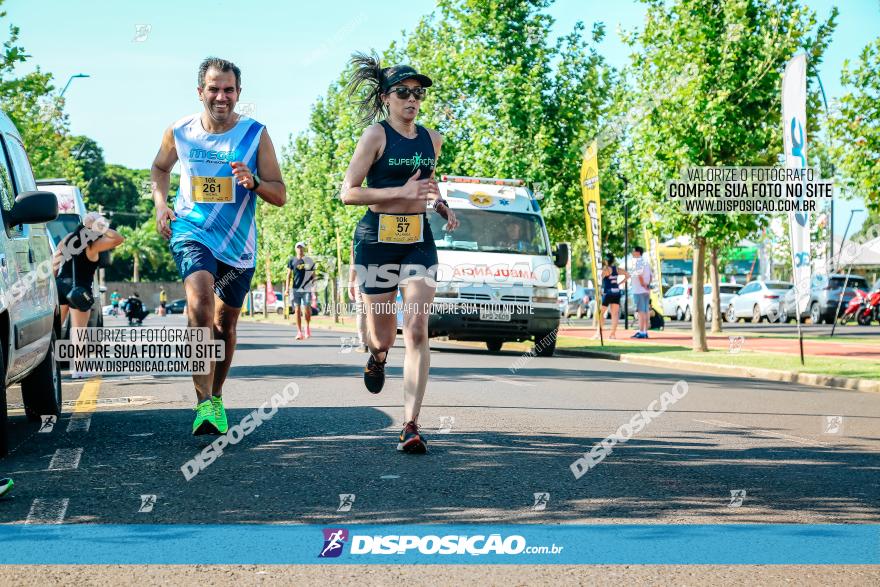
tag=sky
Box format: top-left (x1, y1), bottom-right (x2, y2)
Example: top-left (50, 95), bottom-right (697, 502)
top-left (6, 0), bottom-right (879, 235)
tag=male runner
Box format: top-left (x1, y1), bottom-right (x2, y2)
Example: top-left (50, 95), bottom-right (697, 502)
top-left (151, 57), bottom-right (286, 435)
top-left (285, 242), bottom-right (316, 340)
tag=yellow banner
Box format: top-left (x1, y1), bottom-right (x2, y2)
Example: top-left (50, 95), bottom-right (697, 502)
top-left (580, 141), bottom-right (602, 305)
top-left (643, 223), bottom-right (664, 310)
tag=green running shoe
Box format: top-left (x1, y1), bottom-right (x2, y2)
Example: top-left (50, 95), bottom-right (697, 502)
top-left (211, 396), bottom-right (228, 434)
top-left (0, 478), bottom-right (13, 499)
top-left (192, 399), bottom-right (220, 436)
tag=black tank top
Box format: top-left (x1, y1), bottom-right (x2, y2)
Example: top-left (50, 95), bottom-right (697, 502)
top-left (366, 120), bottom-right (436, 189)
top-left (58, 231), bottom-right (100, 288)
top-left (602, 265), bottom-right (620, 295)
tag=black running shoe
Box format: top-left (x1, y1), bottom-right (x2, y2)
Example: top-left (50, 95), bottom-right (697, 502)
top-left (363, 352), bottom-right (387, 394)
top-left (397, 421), bottom-right (427, 454)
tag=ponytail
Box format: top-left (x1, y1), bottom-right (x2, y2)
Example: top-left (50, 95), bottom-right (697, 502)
top-left (346, 51), bottom-right (387, 126)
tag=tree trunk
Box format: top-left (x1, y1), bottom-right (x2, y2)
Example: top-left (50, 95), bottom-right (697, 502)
top-left (709, 246), bottom-right (722, 333)
top-left (691, 236), bottom-right (709, 351)
top-left (133, 254), bottom-right (140, 283)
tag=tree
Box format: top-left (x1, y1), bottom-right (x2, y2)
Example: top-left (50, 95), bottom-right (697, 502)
top-left (268, 0), bottom-right (618, 296)
top-left (829, 37), bottom-right (880, 213)
top-left (90, 164), bottom-right (147, 229)
top-left (69, 135), bottom-right (104, 196)
top-left (405, 0), bottom-right (616, 244)
top-left (621, 0), bottom-right (835, 350)
top-left (114, 217), bottom-right (175, 282)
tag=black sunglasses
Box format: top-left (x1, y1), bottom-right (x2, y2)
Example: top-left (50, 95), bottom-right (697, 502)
top-left (389, 86), bottom-right (427, 100)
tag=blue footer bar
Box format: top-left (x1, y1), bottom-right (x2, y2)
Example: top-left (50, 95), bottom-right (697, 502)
top-left (0, 524), bottom-right (877, 564)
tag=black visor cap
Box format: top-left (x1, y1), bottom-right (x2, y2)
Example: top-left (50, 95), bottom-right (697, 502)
top-left (381, 65), bottom-right (433, 92)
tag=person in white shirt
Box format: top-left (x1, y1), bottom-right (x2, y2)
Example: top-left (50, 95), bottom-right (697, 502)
top-left (630, 246), bottom-right (652, 339)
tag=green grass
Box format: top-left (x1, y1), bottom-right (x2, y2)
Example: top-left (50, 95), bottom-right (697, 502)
top-left (553, 336), bottom-right (880, 381)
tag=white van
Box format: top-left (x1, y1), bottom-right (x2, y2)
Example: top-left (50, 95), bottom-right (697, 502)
top-left (0, 109), bottom-right (64, 455)
top-left (425, 176), bottom-right (568, 356)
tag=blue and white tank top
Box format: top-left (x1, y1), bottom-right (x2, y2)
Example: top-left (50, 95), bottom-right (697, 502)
top-left (171, 114), bottom-right (264, 268)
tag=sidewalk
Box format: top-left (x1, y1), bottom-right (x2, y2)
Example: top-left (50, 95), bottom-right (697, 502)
top-left (558, 326), bottom-right (880, 360)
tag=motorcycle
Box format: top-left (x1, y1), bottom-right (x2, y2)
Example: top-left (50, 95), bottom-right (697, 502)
top-left (838, 289), bottom-right (867, 326)
top-left (857, 289), bottom-right (880, 326)
top-left (124, 297), bottom-right (149, 326)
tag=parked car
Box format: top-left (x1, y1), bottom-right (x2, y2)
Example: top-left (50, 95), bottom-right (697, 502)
top-left (661, 283), bottom-right (691, 321)
top-left (661, 283), bottom-right (740, 322)
top-left (564, 286), bottom-right (594, 319)
top-left (780, 274), bottom-right (870, 324)
top-left (557, 290), bottom-right (569, 317)
top-left (0, 108), bottom-right (63, 456)
top-left (705, 283), bottom-right (743, 322)
top-left (166, 298), bottom-right (187, 314)
top-left (252, 290), bottom-right (285, 314)
top-left (725, 280), bottom-right (793, 323)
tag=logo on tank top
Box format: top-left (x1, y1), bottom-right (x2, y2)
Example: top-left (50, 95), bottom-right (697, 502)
top-left (188, 148), bottom-right (241, 163)
top-left (387, 152), bottom-right (435, 173)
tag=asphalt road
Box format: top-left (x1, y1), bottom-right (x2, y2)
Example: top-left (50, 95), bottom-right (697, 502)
top-left (1, 313), bottom-right (878, 583)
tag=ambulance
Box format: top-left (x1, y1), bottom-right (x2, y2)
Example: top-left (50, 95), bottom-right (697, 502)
top-left (425, 176), bottom-right (568, 356)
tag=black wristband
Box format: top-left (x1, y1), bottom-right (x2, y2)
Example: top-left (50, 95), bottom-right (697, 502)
top-left (252, 174), bottom-right (261, 191)
top-left (433, 198), bottom-right (448, 210)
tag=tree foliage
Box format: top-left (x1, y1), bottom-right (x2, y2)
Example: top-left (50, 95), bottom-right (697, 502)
top-left (620, 0), bottom-right (835, 349)
top-left (266, 0), bottom-right (616, 284)
top-left (829, 36), bottom-right (880, 212)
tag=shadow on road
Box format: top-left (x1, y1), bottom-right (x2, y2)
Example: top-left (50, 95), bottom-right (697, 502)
top-left (3, 405), bottom-right (877, 525)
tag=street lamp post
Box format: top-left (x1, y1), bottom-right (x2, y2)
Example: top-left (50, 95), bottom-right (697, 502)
top-left (624, 192), bottom-right (629, 331)
top-left (816, 74), bottom-right (835, 270)
top-left (830, 208), bottom-right (864, 338)
top-left (60, 73), bottom-right (90, 97)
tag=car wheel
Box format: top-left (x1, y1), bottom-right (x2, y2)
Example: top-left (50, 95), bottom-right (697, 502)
top-left (705, 306), bottom-right (713, 322)
top-left (684, 306), bottom-right (692, 322)
top-left (21, 330), bottom-right (62, 423)
top-left (576, 306), bottom-right (584, 319)
top-left (810, 302), bottom-right (822, 325)
top-left (277, 307), bottom-right (284, 315)
top-left (486, 339), bottom-right (503, 353)
top-left (675, 307), bottom-right (684, 321)
top-left (752, 305), bottom-right (763, 323)
top-left (725, 305), bottom-right (737, 323)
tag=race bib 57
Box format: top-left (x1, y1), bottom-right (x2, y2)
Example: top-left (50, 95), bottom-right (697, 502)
top-left (378, 214), bottom-right (423, 244)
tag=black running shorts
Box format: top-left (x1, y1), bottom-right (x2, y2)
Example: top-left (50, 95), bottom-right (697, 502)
top-left (353, 210), bottom-right (439, 295)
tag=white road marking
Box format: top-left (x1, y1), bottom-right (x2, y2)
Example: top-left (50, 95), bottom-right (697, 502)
top-left (695, 419), bottom-right (829, 447)
top-left (66, 415), bottom-right (91, 433)
top-left (380, 475), bottom-right (400, 479)
top-left (473, 374), bottom-right (535, 387)
top-left (48, 448), bottom-right (84, 471)
top-left (25, 498), bottom-right (69, 524)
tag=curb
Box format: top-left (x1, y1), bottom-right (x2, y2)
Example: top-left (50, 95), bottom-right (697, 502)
top-left (556, 348), bottom-right (880, 394)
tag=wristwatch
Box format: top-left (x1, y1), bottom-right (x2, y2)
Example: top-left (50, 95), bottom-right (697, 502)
top-left (433, 198), bottom-right (448, 210)
top-left (251, 174), bottom-right (262, 191)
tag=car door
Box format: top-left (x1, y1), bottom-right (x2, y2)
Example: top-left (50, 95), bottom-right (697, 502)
top-left (662, 286), bottom-right (681, 317)
top-left (0, 134), bottom-right (41, 378)
top-left (701, 285), bottom-right (712, 313)
top-left (734, 283), bottom-right (755, 316)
